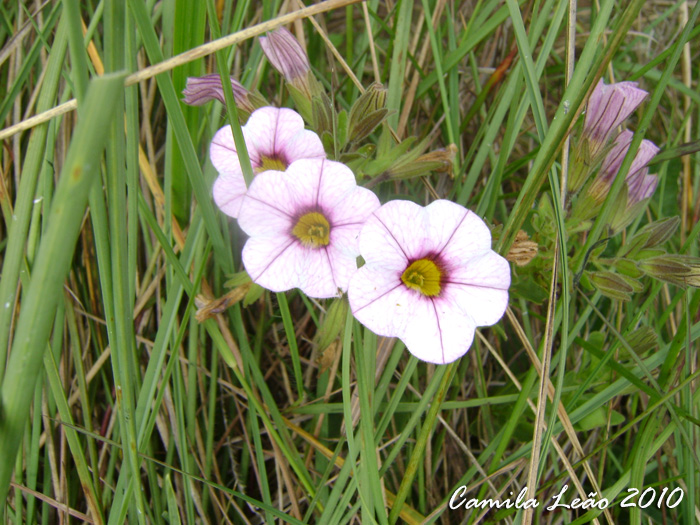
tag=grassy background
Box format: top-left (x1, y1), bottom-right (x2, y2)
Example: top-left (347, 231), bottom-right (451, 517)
top-left (1, 0), bottom-right (699, 523)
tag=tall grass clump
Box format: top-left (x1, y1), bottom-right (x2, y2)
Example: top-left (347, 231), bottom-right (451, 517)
top-left (1, 0), bottom-right (699, 523)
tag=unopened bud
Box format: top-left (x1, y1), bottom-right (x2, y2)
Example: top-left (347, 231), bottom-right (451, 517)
top-left (348, 83), bottom-right (388, 143)
top-left (589, 270), bottom-right (642, 301)
top-left (388, 145), bottom-right (457, 180)
top-left (638, 255), bottom-right (700, 288)
top-left (260, 27), bottom-right (323, 122)
top-left (583, 80), bottom-right (648, 160)
top-left (182, 74), bottom-right (264, 115)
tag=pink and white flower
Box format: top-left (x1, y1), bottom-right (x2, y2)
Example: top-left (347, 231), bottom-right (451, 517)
top-left (238, 158), bottom-right (380, 298)
top-left (210, 106), bottom-right (326, 218)
top-left (348, 200), bottom-right (510, 365)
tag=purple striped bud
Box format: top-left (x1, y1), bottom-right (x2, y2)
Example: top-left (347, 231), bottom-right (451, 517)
top-left (260, 27), bottom-right (311, 82)
top-left (260, 27), bottom-right (323, 123)
top-left (583, 79), bottom-right (648, 158)
top-left (182, 75), bottom-right (265, 115)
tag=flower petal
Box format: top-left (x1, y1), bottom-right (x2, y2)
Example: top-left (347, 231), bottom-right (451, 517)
top-left (349, 199), bottom-right (511, 364)
top-left (210, 125), bottom-right (243, 175)
top-left (402, 296), bottom-right (477, 364)
top-left (349, 265), bottom-right (413, 336)
top-left (239, 156), bottom-right (376, 299)
top-left (443, 251), bottom-right (511, 326)
top-left (585, 80), bottom-right (648, 149)
top-left (243, 107), bottom-right (306, 163)
top-left (425, 200), bottom-right (493, 264)
top-left (324, 225), bottom-right (364, 291)
top-left (297, 248), bottom-right (342, 298)
top-left (242, 235), bottom-right (302, 292)
top-left (212, 172), bottom-right (248, 218)
top-left (358, 200), bottom-right (431, 269)
top-left (260, 28), bottom-right (311, 81)
top-left (277, 129), bottom-right (326, 163)
top-left (238, 169), bottom-right (310, 235)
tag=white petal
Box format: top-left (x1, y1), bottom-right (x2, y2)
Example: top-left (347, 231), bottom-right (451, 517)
top-left (427, 201), bottom-right (493, 267)
top-left (348, 264), bottom-right (412, 337)
top-left (212, 172), bottom-right (247, 219)
top-left (367, 200), bottom-right (431, 260)
top-left (402, 296), bottom-right (477, 364)
top-left (279, 129), bottom-right (326, 163)
top-left (210, 126), bottom-right (247, 174)
top-left (349, 264), bottom-right (480, 364)
top-left (242, 235), bottom-right (302, 292)
top-left (297, 248), bottom-right (342, 298)
top-left (324, 225), bottom-right (363, 292)
top-left (237, 170), bottom-right (307, 235)
top-left (237, 186), bottom-right (293, 237)
top-left (443, 250), bottom-right (510, 326)
top-left (314, 159), bottom-right (357, 207)
top-left (328, 186), bottom-right (381, 227)
top-left (244, 107), bottom-right (306, 163)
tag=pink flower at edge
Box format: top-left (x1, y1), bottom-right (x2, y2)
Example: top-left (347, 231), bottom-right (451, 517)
top-left (238, 158), bottom-right (380, 298)
top-left (583, 79), bottom-right (648, 158)
top-left (348, 200), bottom-right (511, 365)
top-left (210, 106), bottom-right (326, 218)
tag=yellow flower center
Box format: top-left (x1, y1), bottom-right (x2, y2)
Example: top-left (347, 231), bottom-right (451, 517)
top-left (292, 212), bottom-right (331, 248)
top-left (401, 258), bottom-right (442, 297)
top-left (257, 154), bottom-right (288, 173)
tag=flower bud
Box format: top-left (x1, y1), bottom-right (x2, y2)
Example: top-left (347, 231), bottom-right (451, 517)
top-left (260, 27), bottom-right (323, 122)
top-left (638, 255), bottom-right (700, 288)
top-left (583, 79), bottom-right (648, 160)
top-left (589, 270), bottom-right (642, 301)
top-left (638, 217), bottom-right (680, 250)
top-left (348, 83), bottom-right (389, 143)
top-left (260, 27), bottom-right (311, 83)
top-left (182, 74), bottom-right (265, 115)
top-left (388, 145), bottom-right (456, 180)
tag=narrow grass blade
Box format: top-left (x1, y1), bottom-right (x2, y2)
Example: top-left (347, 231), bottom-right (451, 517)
top-left (0, 72), bottom-right (126, 505)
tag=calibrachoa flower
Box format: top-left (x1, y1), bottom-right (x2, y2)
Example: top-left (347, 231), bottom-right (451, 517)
top-left (583, 79), bottom-right (648, 159)
top-left (348, 200), bottom-right (510, 364)
top-left (211, 106), bottom-right (325, 218)
top-left (238, 158), bottom-right (380, 298)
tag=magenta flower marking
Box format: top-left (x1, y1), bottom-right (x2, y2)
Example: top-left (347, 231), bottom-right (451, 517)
top-left (237, 158), bottom-right (380, 298)
top-left (210, 107), bottom-right (326, 218)
top-left (348, 200), bottom-right (511, 365)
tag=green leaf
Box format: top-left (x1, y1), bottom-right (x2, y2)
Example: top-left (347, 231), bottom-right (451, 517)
top-left (0, 73), bottom-right (126, 505)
